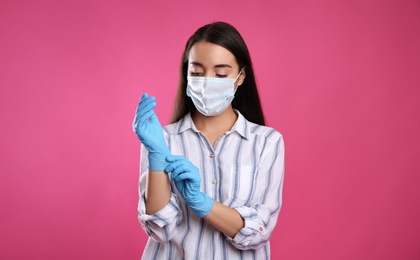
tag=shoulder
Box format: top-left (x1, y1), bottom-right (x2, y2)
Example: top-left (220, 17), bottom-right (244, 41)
top-left (247, 121), bottom-right (283, 142)
top-left (244, 120), bottom-right (285, 157)
top-left (163, 121), bottom-right (179, 136)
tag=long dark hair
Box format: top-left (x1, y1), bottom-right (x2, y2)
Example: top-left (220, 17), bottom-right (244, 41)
top-left (170, 21), bottom-right (265, 125)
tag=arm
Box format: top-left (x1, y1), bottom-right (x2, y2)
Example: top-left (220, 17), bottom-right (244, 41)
top-left (133, 94), bottom-right (182, 241)
top-left (203, 201), bottom-right (244, 238)
top-left (137, 146), bottom-right (182, 242)
top-left (226, 134), bottom-right (285, 250)
top-left (145, 169), bottom-right (171, 215)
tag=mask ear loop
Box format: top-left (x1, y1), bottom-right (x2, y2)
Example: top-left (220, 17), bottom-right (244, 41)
top-left (233, 68), bottom-right (244, 94)
top-left (235, 68), bottom-right (244, 86)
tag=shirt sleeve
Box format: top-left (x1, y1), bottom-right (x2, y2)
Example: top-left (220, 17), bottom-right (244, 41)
top-left (227, 133), bottom-right (285, 250)
top-left (137, 144), bottom-right (183, 243)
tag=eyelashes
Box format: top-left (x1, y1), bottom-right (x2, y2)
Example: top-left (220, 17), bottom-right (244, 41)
top-left (189, 72), bottom-right (228, 78)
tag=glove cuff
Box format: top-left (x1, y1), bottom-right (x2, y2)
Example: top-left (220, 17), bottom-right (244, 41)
top-left (148, 154), bottom-right (170, 172)
top-left (191, 192), bottom-right (214, 218)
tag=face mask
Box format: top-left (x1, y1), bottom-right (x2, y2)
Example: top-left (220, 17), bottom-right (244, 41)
top-left (187, 71), bottom-right (242, 116)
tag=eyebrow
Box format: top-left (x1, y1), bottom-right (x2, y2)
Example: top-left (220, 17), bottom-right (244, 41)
top-left (189, 61), bottom-right (232, 68)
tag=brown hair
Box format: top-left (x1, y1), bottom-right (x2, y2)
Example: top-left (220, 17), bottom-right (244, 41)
top-left (171, 21), bottom-right (265, 125)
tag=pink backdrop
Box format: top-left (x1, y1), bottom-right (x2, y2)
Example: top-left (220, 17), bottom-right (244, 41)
top-left (1, 0), bottom-right (419, 259)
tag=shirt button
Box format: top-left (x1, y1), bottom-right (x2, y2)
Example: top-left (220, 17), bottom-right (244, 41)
top-left (212, 179), bottom-right (217, 184)
top-left (209, 154), bottom-right (214, 158)
top-left (259, 226), bottom-right (264, 232)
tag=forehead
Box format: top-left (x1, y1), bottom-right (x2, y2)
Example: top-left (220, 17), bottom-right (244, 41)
top-left (188, 41), bottom-right (237, 68)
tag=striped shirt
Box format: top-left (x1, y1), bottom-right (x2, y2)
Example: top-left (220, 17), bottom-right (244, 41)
top-left (138, 110), bottom-right (285, 259)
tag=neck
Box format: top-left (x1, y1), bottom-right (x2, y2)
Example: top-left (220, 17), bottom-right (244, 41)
top-left (192, 107), bottom-right (238, 134)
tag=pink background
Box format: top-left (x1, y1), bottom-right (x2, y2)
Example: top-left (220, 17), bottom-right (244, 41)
top-left (1, 0), bottom-right (419, 259)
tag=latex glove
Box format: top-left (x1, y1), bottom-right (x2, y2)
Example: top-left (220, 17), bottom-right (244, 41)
top-left (132, 93), bottom-right (170, 171)
top-left (165, 155), bottom-right (214, 218)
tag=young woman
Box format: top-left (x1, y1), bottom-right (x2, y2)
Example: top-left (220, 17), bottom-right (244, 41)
top-left (133, 21), bottom-right (285, 259)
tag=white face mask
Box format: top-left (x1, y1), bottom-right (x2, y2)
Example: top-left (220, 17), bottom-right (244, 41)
top-left (187, 71), bottom-right (242, 116)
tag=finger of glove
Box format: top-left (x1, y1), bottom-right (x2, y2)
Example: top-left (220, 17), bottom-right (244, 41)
top-left (135, 94), bottom-right (154, 115)
top-left (136, 93), bottom-right (148, 106)
top-left (138, 107), bottom-right (158, 127)
top-left (133, 110), bottom-right (155, 135)
top-left (168, 161), bottom-right (190, 177)
top-left (148, 110), bottom-right (161, 124)
top-left (134, 103), bottom-right (157, 129)
top-left (169, 160), bottom-right (193, 178)
top-left (171, 164), bottom-right (200, 183)
top-left (136, 98), bottom-right (156, 120)
top-left (143, 96), bottom-right (161, 124)
top-left (140, 93), bottom-right (148, 102)
top-left (133, 97), bottom-right (155, 126)
top-left (165, 157), bottom-right (189, 172)
top-left (172, 169), bottom-right (197, 183)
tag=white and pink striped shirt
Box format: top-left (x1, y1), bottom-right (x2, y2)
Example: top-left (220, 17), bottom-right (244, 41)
top-left (138, 110), bottom-right (285, 259)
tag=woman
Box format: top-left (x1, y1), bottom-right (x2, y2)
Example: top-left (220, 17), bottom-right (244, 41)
top-left (133, 21), bottom-right (285, 259)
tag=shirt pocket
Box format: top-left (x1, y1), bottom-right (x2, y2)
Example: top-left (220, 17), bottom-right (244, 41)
top-left (223, 164), bottom-right (255, 207)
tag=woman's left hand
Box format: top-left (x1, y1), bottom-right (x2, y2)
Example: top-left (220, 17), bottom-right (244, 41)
top-left (165, 155), bottom-right (214, 218)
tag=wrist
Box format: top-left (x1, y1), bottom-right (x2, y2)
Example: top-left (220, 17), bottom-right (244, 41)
top-left (148, 153), bottom-right (170, 172)
top-left (190, 192), bottom-right (214, 218)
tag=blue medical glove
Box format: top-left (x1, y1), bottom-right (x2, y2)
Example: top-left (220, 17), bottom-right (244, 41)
top-left (165, 155), bottom-right (214, 218)
top-left (132, 93), bottom-right (170, 171)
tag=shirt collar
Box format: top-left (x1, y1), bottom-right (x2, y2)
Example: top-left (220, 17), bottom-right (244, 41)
top-left (230, 109), bottom-right (249, 139)
top-left (176, 109), bottom-right (250, 140)
top-left (176, 112), bottom-right (197, 134)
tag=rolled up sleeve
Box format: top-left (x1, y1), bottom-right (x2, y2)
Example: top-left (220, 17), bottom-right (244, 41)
top-left (227, 134), bottom-right (285, 250)
top-left (137, 144), bottom-right (183, 242)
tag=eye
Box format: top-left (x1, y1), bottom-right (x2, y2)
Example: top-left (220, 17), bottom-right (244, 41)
top-left (215, 74), bottom-right (227, 78)
top-left (190, 72), bottom-right (203, 76)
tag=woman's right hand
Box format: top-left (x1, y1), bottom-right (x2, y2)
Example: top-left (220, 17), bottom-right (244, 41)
top-left (132, 93), bottom-right (170, 171)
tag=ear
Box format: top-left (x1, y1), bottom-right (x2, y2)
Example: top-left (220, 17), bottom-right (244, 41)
top-left (237, 68), bottom-right (246, 86)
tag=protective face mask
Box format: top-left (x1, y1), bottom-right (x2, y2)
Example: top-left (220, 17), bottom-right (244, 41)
top-left (187, 71), bottom-right (242, 116)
